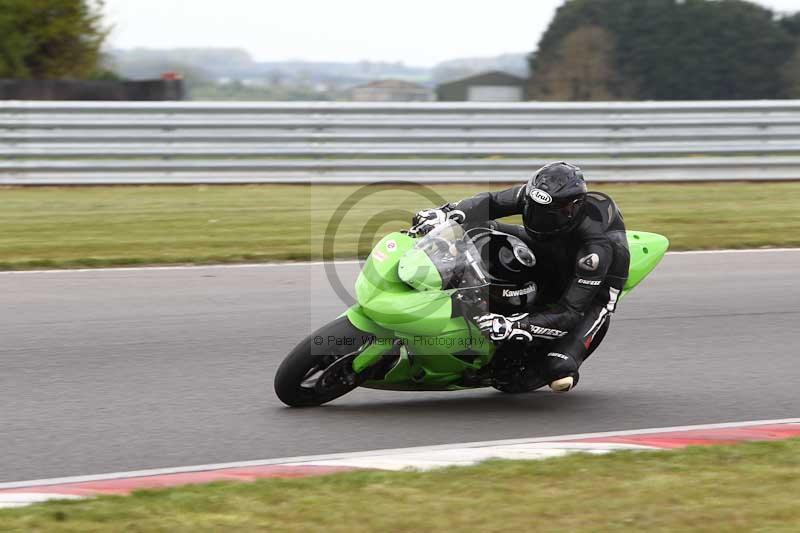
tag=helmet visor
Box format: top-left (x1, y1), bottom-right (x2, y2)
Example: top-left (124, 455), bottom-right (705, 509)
top-left (525, 197), bottom-right (583, 234)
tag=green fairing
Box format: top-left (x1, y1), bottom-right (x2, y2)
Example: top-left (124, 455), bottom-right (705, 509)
top-left (351, 340), bottom-right (394, 374)
top-left (397, 247), bottom-right (443, 292)
top-left (622, 231), bottom-right (670, 297)
top-left (347, 229), bottom-right (668, 391)
top-left (353, 233), bottom-right (453, 336)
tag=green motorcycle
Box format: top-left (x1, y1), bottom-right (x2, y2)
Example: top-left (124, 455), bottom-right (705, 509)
top-left (274, 220), bottom-right (669, 407)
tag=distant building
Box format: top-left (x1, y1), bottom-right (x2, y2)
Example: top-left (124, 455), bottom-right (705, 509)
top-left (350, 79), bottom-right (432, 102)
top-left (436, 70), bottom-right (527, 102)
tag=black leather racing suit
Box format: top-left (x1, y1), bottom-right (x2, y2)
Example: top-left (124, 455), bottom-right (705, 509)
top-left (451, 185), bottom-right (631, 381)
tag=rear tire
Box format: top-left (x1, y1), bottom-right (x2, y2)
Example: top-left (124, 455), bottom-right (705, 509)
top-left (492, 372), bottom-right (547, 394)
top-left (584, 318), bottom-right (611, 360)
top-left (274, 316), bottom-right (373, 407)
top-left (490, 345), bottom-right (548, 394)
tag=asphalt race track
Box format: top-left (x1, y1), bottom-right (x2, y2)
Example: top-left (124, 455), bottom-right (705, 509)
top-left (1, 250), bottom-right (799, 483)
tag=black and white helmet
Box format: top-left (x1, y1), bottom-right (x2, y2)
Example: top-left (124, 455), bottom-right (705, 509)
top-left (523, 162), bottom-right (588, 236)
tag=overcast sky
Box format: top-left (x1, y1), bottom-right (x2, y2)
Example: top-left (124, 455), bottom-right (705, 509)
top-left (103, 0), bottom-right (800, 66)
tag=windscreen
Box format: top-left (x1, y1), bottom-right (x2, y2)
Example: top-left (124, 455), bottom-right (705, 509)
top-left (412, 220), bottom-right (488, 290)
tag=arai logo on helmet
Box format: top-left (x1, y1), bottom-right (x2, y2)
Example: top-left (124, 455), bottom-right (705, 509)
top-left (529, 188), bottom-right (552, 205)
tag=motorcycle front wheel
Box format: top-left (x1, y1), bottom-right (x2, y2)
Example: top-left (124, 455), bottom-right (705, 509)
top-left (274, 316), bottom-right (372, 407)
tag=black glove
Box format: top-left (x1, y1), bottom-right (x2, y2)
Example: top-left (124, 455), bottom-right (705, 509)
top-left (474, 312), bottom-right (569, 342)
top-left (474, 313), bottom-right (534, 342)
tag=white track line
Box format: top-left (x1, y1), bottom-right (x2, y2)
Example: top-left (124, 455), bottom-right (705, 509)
top-left (2, 417), bottom-right (798, 490)
top-left (0, 248), bottom-right (797, 275)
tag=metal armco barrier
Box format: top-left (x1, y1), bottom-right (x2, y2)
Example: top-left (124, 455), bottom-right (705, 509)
top-left (1, 100), bottom-right (799, 184)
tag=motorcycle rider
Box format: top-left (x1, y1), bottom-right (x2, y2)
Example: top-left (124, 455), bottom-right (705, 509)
top-left (410, 162), bottom-right (630, 392)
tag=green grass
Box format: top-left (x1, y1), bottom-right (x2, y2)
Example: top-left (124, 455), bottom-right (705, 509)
top-left (0, 182), bottom-right (799, 270)
top-left (2, 438), bottom-right (799, 532)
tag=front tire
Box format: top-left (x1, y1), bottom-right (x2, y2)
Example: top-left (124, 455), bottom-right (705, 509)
top-left (274, 316), bottom-right (372, 407)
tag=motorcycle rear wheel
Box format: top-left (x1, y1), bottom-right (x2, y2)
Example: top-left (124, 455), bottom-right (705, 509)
top-left (492, 372), bottom-right (547, 394)
top-left (274, 316), bottom-right (372, 407)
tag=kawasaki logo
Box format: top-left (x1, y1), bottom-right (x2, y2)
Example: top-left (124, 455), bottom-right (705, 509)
top-left (578, 278), bottom-right (602, 286)
top-left (502, 285), bottom-right (536, 297)
top-left (529, 188), bottom-right (552, 205)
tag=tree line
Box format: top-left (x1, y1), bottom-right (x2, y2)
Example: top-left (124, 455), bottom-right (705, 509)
top-left (0, 0), bottom-right (108, 79)
top-left (528, 0), bottom-right (800, 100)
